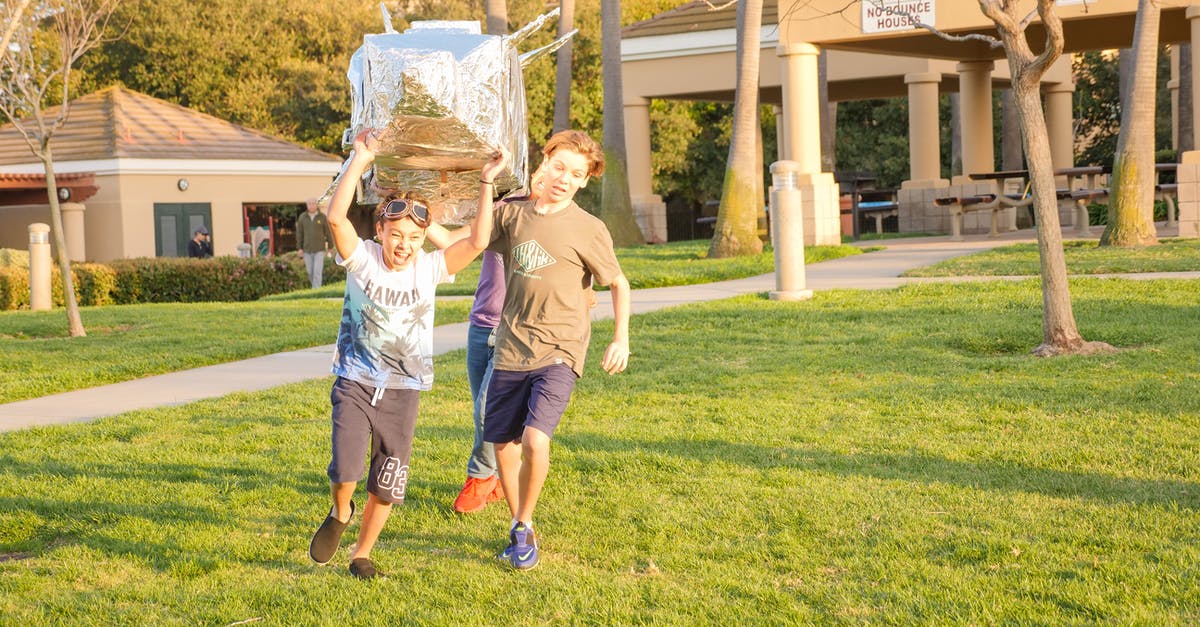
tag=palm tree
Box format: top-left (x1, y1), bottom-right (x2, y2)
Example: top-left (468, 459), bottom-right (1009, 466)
top-left (1178, 43), bottom-right (1193, 154)
top-left (599, 0), bottom-right (645, 246)
top-left (1102, 0), bottom-right (1160, 247)
top-left (553, 0), bottom-right (575, 134)
top-left (709, 0), bottom-right (763, 258)
top-left (485, 0), bottom-right (507, 35)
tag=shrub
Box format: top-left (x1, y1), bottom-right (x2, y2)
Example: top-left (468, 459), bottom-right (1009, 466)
top-left (0, 254), bottom-right (319, 309)
top-left (108, 255), bottom-right (310, 304)
top-left (0, 248), bottom-right (30, 269)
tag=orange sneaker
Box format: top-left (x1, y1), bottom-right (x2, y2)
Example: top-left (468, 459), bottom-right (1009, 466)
top-left (453, 476), bottom-right (498, 513)
top-left (485, 479), bottom-right (505, 504)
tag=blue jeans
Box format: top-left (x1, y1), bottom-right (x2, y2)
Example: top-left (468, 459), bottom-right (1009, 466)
top-left (302, 251), bottom-right (325, 289)
top-left (465, 323), bottom-right (497, 478)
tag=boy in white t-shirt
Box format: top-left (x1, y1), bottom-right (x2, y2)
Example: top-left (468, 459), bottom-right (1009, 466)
top-left (307, 129), bottom-right (508, 579)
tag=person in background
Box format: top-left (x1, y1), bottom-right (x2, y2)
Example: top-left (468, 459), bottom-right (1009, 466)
top-left (187, 226), bottom-right (212, 258)
top-left (297, 197), bottom-right (333, 288)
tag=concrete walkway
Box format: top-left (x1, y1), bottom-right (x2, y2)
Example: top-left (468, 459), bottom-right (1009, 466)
top-left (2, 227), bottom-right (1195, 432)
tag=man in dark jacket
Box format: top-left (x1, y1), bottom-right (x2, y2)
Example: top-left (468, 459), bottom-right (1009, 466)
top-left (187, 226), bottom-right (212, 258)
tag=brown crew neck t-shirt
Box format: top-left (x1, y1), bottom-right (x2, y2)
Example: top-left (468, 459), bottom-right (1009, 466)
top-left (487, 199), bottom-right (622, 377)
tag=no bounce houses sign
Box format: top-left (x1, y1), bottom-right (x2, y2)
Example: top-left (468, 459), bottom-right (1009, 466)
top-left (861, 0), bottom-right (934, 34)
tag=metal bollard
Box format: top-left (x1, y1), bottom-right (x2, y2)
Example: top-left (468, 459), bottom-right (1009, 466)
top-left (28, 223), bottom-right (52, 311)
top-left (768, 161), bottom-right (813, 301)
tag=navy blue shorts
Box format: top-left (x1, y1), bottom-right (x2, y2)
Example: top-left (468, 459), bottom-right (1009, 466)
top-left (327, 377), bottom-right (419, 505)
top-left (483, 363), bottom-right (578, 443)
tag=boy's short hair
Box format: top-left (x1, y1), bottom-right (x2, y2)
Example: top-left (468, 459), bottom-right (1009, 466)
top-left (543, 130), bottom-right (605, 178)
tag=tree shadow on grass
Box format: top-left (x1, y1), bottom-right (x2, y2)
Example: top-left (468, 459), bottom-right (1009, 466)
top-left (539, 430), bottom-right (1200, 511)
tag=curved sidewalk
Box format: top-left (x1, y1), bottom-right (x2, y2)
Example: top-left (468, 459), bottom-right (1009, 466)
top-left (2, 228), bottom-right (1195, 432)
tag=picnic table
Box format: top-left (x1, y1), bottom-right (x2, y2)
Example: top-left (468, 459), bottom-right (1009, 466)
top-left (937, 163), bottom-right (1180, 240)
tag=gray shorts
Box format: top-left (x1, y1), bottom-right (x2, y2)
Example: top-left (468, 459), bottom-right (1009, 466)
top-left (327, 377), bottom-right (419, 505)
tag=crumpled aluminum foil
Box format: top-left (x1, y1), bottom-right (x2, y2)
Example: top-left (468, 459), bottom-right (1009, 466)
top-left (326, 9), bottom-right (575, 224)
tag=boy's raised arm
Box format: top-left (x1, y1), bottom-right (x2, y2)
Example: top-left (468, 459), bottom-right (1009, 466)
top-left (444, 146), bottom-right (510, 274)
top-left (326, 130), bottom-right (379, 261)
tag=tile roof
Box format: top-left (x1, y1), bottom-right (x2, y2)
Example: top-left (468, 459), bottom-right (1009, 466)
top-left (623, 0), bottom-right (778, 39)
top-left (0, 85), bottom-right (340, 166)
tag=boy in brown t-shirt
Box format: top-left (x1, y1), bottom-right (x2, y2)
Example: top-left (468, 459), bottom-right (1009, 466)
top-left (483, 129), bottom-right (631, 570)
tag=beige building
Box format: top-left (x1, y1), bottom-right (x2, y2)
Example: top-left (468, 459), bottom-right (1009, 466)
top-left (622, 0), bottom-right (1200, 240)
top-left (0, 86), bottom-right (342, 262)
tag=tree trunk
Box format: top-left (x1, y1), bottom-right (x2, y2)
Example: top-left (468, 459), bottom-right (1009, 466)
top-left (1010, 75), bottom-right (1084, 354)
top-left (1001, 89), bottom-right (1024, 171)
top-left (553, 0), bottom-right (575, 134)
top-left (818, 49), bottom-right (836, 173)
top-left (42, 145), bottom-right (86, 337)
top-left (1180, 43), bottom-right (1194, 154)
top-left (978, 0), bottom-right (1111, 357)
top-left (709, 0), bottom-right (763, 258)
top-left (1102, 0), bottom-right (1160, 247)
top-left (950, 93), bottom-right (962, 177)
top-left (485, 0), bottom-right (507, 35)
top-left (600, 0), bottom-right (645, 246)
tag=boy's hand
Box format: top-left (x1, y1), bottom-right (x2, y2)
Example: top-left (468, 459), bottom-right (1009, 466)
top-left (353, 129), bottom-right (380, 161)
top-left (601, 341), bottom-right (629, 375)
top-left (480, 145), bottom-right (510, 183)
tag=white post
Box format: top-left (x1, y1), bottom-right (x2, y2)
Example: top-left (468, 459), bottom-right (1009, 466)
top-left (769, 160), bottom-right (813, 301)
top-left (28, 223), bottom-right (52, 311)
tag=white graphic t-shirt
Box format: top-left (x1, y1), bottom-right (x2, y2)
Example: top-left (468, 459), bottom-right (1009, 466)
top-left (332, 239), bottom-right (453, 391)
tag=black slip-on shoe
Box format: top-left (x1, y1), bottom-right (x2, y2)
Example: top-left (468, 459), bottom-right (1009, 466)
top-left (308, 500), bottom-right (355, 565)
top-left (349, 557), bottom-right (378, 580)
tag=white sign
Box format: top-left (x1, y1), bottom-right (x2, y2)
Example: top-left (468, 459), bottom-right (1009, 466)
top-left (861, 0), bottom-right (935, 34)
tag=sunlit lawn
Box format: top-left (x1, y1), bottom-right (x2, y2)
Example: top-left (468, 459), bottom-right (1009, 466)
top-left (1, 278), bottom-right (1197, 623)
top-left (905, 238), bottom-right (1200, 277)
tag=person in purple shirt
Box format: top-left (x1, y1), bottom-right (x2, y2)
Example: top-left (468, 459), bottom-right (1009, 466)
top-left (449, 166), bottom-right (543, 513)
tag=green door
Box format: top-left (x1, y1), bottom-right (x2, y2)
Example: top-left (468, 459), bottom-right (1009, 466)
top-left (154, 203), bottom-right (212, 257)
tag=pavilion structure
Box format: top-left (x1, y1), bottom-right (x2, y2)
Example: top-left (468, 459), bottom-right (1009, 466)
top-left (622, 1), bottom-right (1200, 242)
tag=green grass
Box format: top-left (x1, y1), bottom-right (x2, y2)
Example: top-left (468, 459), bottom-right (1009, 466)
top-left (262, 239), bottom-right (866, 298)
top-left (1, 278), bottom-right (1198, 623)
top-left (0, 298), bottom-right (474, 404)
top-left (905, 238), bottom-right (1200, 277)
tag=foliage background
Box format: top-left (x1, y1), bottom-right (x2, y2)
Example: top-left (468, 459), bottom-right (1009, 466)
top-left (5, 2), bottom-right (1176, 212)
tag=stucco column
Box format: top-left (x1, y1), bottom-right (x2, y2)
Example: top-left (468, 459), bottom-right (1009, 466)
top-left (1190, 7), bottom-right (1200, 153)
top-left (956, 61), bottom-right (995, 180)
top-left (1044, 82), bottom-right (1075, 173)
top-left (60, 201), bottom-right (86, 262)
top-left (904, 72), bottom-right (942, 185)
top-left (622, 97), bottom-right (667, 243)
top-left (777, 42), bottom-right (822, 174)
top-left (771, 42), bottom-right (840, 245)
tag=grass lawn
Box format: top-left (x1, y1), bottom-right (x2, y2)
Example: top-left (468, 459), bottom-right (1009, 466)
top-left (0, 299), bottom-right (474, 404)
top-left (1, 278), bottom-right (1197, 623)
top-left (905, 238), bottom-right (1200, 277)
top-left (266, 239), bottom-right (869, 299)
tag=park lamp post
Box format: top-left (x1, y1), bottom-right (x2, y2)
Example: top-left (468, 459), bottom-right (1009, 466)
top-left (769, 160), bottom-right (814, 301)
top-left (28, 223), bottom-right (52, 311)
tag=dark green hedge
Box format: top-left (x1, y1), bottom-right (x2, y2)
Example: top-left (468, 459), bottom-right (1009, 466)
top-left (0, 250), bottom-right (346, 310)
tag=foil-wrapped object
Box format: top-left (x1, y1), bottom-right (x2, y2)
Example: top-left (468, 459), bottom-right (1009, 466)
top-left (331, 9), bottom-right (575, 224)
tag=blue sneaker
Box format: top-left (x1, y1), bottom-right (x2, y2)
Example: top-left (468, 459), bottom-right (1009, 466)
top-left (510, 523), bottom-right (539, 570)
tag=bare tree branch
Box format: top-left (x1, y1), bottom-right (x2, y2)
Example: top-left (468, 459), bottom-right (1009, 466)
top-left (0, 0), bottom-right (33, 59)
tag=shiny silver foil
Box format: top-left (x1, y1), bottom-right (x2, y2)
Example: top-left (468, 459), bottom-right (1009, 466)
top-left (330, 10), bottom-right (575, 224)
